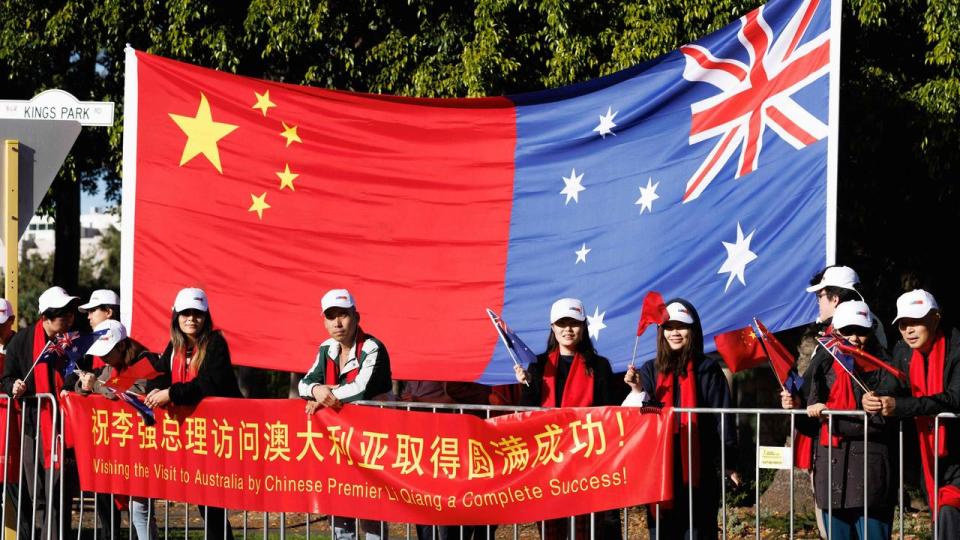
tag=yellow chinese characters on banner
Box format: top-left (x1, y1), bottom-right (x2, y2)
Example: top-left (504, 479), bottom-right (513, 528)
top-left (65, 396), bottom-right (672, 525)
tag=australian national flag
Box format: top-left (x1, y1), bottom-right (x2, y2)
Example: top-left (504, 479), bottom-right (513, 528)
top-left (123, 0), bottom-right (835, 383)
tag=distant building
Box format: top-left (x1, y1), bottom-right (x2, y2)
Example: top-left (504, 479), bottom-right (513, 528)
top-left (0, 207), bottom-right (120, 273)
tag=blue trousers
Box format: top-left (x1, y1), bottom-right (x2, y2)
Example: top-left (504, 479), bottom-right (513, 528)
top-left (821, 508), bottom-right (891, 540)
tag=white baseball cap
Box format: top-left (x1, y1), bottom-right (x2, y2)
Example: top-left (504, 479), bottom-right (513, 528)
top-left (832, 300), bottom-right (873, 330)
top-left (666, 302), bottom-right (695, 324)
top-left (38, 286), bottom-right (79, 313)
top-left (173, 288), bottom-right (209, 313)
top-left (321, 289), bottom-right (355, 312)
top-left (0, 299), bottom-right (13, 324)
top-left (550, 298), bottom-right (586, 323)
top-left (806, 266), bottom-right (861, 293)
top-left (79, 289), bottom-right (120, 313)
top-left (85, 319), bottom-right (128, 357)
top-left (893, 289), bottom-right (939, 323)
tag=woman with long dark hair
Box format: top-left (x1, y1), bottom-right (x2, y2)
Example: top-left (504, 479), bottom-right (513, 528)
top-left (624, 299), bottom-right (738, 540)
top-left (144, 288), bottom-right (242, 540)
top-left (514, 297), bottom-right (619, 539)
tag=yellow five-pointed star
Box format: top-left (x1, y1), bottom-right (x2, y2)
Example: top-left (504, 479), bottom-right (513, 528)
top-left (248, 192), bottom-right (271, 220)
top-left (280, 122), bottom-right (302, 147)
top-left (252, 90), bottom-right (276, 116)
top-left (168, 93), bottom-right (238, 173)
top-left (276, 164), bottom-right (299, 191)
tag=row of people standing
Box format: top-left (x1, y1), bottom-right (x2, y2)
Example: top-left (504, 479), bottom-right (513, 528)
top-left (780, 265), bottom-right (960, 540)
top-left (0, 285), bottom-right (242, 540)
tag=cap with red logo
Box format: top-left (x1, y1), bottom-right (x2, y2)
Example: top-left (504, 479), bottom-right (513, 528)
top-left (833, 300), bottom-right (873, 330)
top-left (79, 289), bottom-right (120, 313)
top-left (893, 289), bottom-right (939, 324)
top-left (173, 288), bottom-right (209, 313)
top-left (550, 298), bottom-right (586, 323)
top-left (666, 302), bottom-right (695, 325)
top-left (0, 298), bottom-right (12, 324)
top-left (85, 319), bottom-right (128, 357)
top-left (321, 289), bottom-right (355, 313)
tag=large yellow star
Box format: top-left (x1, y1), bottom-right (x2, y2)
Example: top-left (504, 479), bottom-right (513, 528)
top-left (276, 164), bottom-right (299, 191)
top-left (248, 192), bottom-right (271, 220)
top-left (252, 90), bottom-right (276, 116)
top-left (168, 93), bottom-right (238, 173)
top-left (280, 122), bottom-right (302, 147)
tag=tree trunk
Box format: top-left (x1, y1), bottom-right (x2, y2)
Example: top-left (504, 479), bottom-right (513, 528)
top-left (53, 175), bottom-right (80, 292)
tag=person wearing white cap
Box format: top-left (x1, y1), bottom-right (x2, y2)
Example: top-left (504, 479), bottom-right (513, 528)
top-left (781, 300), bottom-right (897, 538)
top-left (513, 298), bottom-right (621, 538)
top-left (0, 286), bottom-right (79, 540)
top-left (64, 319), bottom-right (160, 540)
top-left (78, 289), bottom-right (121, 370)
top-left (79, 289), bottom-right (120, 328)
top-left (0, 298), bottom-right (17, 540)
top-left (806, 265), bottom-right (863, 326)
top-left (298, 289), bottom-right (392, 540)
top-left (623, 298), bottom-right (738, 539)
top-left (143, 287), bottom-right (240, 540)
top-left (863, 289), bottom-right (960, 536)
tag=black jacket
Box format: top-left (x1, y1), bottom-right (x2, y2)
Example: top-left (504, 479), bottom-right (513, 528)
top-left (146, 331), bottom-right (242, 405)
top-left (796, 342), bottom-right (898, 509)
top-left (520, 351), bottom-right (618, 407)
top-left (1, 323), bottom-right (61, 433)
top-left (887, 326), bottom-right (960, 491)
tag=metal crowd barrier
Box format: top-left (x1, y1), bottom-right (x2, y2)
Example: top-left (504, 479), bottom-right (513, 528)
top-left (0, 396), bottom-right (931, 540)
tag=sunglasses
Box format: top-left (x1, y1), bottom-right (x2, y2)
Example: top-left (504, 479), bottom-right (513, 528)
top-left (837, 326), bottom-right (871, 338)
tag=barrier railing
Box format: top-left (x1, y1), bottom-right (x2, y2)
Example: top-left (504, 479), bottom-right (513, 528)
top-left (0, 397), bottom-right (930, 540)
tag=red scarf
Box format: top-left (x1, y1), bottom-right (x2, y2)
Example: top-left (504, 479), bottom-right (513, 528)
top-left (909, 331), bottom-right (956, 517)
top-left (32, 322), bottom-right (62, 469)
top-left (325, 328), bottom-right (366, 386)
top-left (539, 349), bottom-right (594, 407)
top-left (171, 345), bottom-right (197, 384)
top-left (819, 360), bottom-right (856, 447)
top-left (656, 357), bottom-right (700, 486)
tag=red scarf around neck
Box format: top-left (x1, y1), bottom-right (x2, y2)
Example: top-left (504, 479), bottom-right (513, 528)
top-left (539, 349), bottom-right (594, 407)
top-left (172, 344), bottom-right (197, 384)
top-left (655, 357), bottom-right (700, 486)
top-left (820, 360), bottom-right (856, 447)
top-left (325, 328), bottom-right (366, 386)
top-left (32, 322), bottom-right (62, 468)
top-left (908, 331), bottom-right (957, 517)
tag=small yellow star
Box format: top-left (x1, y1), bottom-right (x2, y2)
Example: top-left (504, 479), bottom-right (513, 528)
top-left (168, 93), bottom-right (238, 173)
top-left (248, 192), bottom-right (271, 220)
top-left (252, 90), bottom-right (276, 116)
top-left (276, 164), bottom-right (299, 191)
top-left (280, 122), bottom-right (302, 147)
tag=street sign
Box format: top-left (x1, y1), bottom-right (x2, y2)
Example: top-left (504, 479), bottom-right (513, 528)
top-left (0, 89), bottom-right (114, 127)
top-left (0, 119), bottom-right (82, 238)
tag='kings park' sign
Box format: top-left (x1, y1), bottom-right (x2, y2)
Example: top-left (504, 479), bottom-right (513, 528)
top-left (0, 89), bottom-right (114, 127)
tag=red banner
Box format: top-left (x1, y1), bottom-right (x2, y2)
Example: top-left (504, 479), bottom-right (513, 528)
top-left (62, 395), bottom-right (672, 525)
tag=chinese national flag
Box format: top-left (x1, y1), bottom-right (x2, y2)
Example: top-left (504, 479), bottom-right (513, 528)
top-left (754, 319), bottom-right (798, 388)
top-left (122, 50), bottom-right (515, 381)
top-left (713, 326), bottom-right (765, 372)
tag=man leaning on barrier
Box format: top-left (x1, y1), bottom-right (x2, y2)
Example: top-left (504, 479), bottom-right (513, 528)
top-left (863, 289), bottom-right (960, 539)
top-left (0, 287), bottom-right (80, 540)
top-left (299, 288), bottom-right (392, 540)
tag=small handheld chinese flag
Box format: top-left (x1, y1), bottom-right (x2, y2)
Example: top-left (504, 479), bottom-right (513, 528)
top-left (755, 319), bottom-right (803, 393)
top-left (714, 326), bottom-right (766, 372)
top-left (102, 357), bottom-right (163, 394)
top-left (636, 291), bottom-right (668, 337)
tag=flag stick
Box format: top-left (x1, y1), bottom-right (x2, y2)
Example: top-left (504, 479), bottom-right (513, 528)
top-left (485, 308), bottom-right (529, 387)
top-left (21, 341), bottom-right (55, 383)
top-left (629, 335), bottom-right (640, 369)
top-left (817, 340), bottom-right (871, 394)
top-left (754, 331), bottom-right (788, 394)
